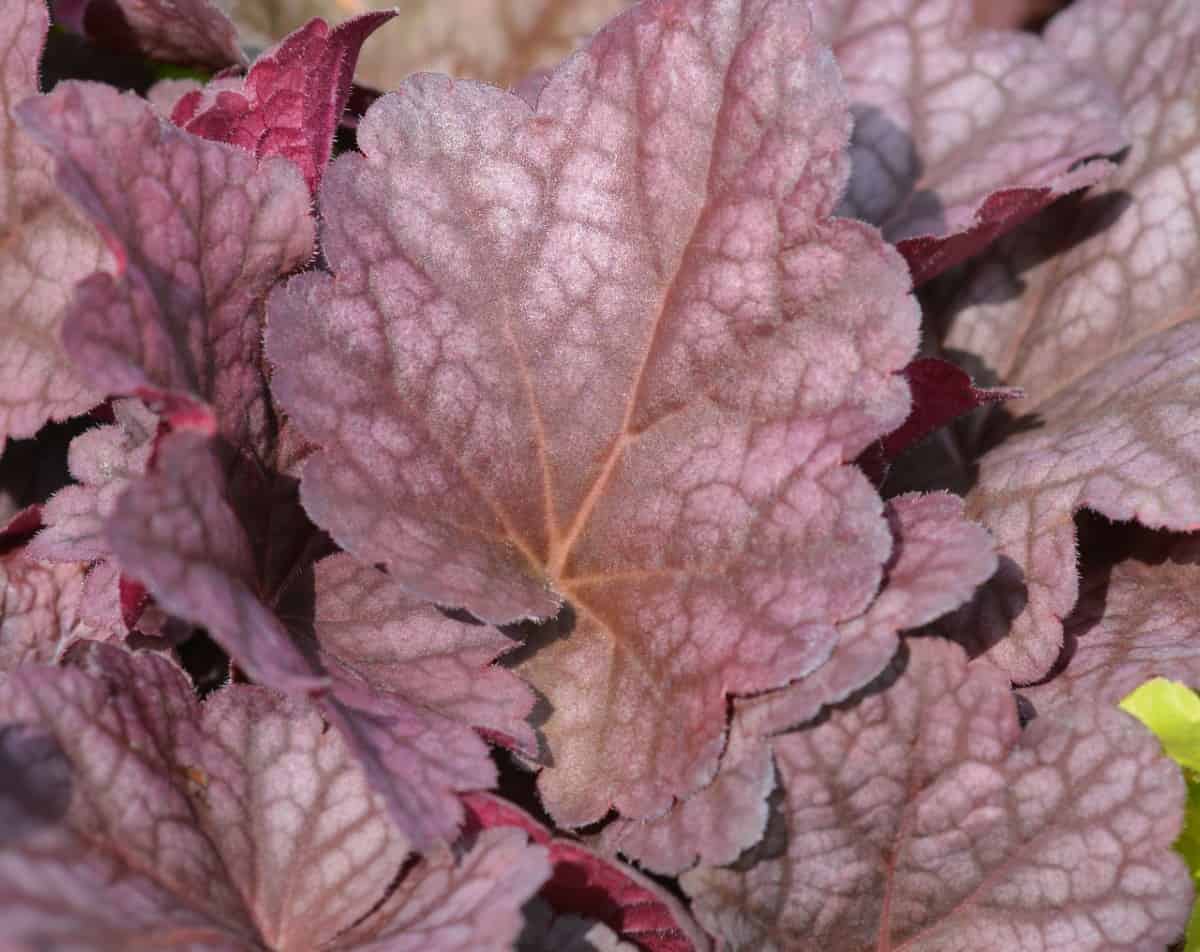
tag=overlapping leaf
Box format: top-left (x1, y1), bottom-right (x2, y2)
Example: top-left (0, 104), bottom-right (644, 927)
top-left (811, 0), bottom-right (1125, 285)
top-left (463, 793), bottom-right (708, 952)
top-left (681, 637), bottom-right (1193, 951)
top-left (1023, 530), bottom-right (1200, 714)
top-left (929, 0), bottom-right (1200, 681)
top-left (172, 13), bottom-right (396, 194)
top-left (269, 0), bottom-right (918, 827)
top-left (0, 0), bottom-right (111, 450)
top-left (0, 644), bottom-right (550, 950)
top-left (600, 492), bottom-right (996, 873)
top-left (16, 81), bottom-right (314, 448)
top-left (109, 431), bottom-right (537, 848)
top-left (224, 0), bottom-right (633, 93)
top-left (0, 552), bottom-right (104, 676)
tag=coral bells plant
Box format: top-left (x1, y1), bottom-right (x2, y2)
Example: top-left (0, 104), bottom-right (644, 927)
top-left (3, 0), bottom-right (1200, 947)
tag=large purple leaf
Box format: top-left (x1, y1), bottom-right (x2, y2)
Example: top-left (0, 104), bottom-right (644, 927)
top-left (681, 637), bottom-right (1193, 951)
top-left (223, 0), bottom-right (634, 93)
top-left (268, 0), bottom-right (918, 827)
top-left (0, 644), bottom-right (550, 950)
top-left (173, 13), bottom-right (396, 194)
top-left (110, 431), bottom-right (539, 848)
top-left (600, 491), bottom-right (996, 874)
top-left (1023, 530), bottom-right (1200, 713)
top-left (16, 83), bottom-right (314, 449)
top-left (929, 0), bottom-right (1200, 682)
top-left (812, 0), bottom-right (1126, 285)
top-left (0, 0), bottom-right (111, 449)
top-left (50, 0), bottom-right (244, 69)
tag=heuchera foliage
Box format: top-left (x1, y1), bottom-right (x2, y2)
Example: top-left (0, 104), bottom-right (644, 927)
top-left (2, 0), bottom-right (1199, 948)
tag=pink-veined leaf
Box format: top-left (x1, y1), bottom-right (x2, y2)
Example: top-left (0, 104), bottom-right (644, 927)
top-left (15, 82), bottom-right (314, 448)
top-left (268, 0), bottom-right (918, 827)
top-left (600, 492), bottom-right (996, 874)
top-left (681, 637), bottom-right (1193, 951)
top-left (110, 431), bottom-right (537, 848)
top-left (462, 793), bottom-right (709, 952)
top-left (0, 544), bottom-right (118, 678)
top-left (49, 0), bottom-right (244, 69)
top-left (224, 0), bottom-right (634, 93)
top-left (929, 0), bottom-right (1200, 682)
top-left (0, 0), bottom-right (111, 449)
top-left (0, 643), bottom-right (550, 950)
top-left (1023, 529), bottom-right (1200, 713)
top-left (172, 13), bottom-right (396, 194)
top-left (811, 0), bottom-right (1126, 285)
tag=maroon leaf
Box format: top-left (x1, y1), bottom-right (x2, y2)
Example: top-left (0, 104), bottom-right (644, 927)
top-left (681, 637), bottom-right (1193, 951)
top-left (0, 0), bottom-right (111, 448)
top-left (49, 0), bottom-right (244, 69)
top-left (174, 13), bottom-right (396, 194)
top-left (930, 0), bottom-right (1200, 681)
top-left (0, 643), bottom-right (549, 950)
top-left (812, 0), bottom-right (1126, 284)
top-left (463, 793), bottom-right (709, 952)
top-left (16, 82), bottom-right (314, 448)
top-left (268, 0), bottom-right (918, 827)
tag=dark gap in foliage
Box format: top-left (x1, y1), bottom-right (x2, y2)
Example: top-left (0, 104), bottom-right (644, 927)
top-left (0, 415), bottom-right (93, 520)
top-left (175, 629), bottom-right (231, 698)
top-left (42, 25), bottom-right (156, 92)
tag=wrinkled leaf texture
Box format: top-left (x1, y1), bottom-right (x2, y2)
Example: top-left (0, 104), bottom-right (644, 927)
top-left (268, 0), bottom-right (920, 828)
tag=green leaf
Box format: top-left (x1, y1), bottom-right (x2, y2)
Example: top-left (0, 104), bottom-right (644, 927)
top-left (1120, 677), bottom-right (1200, 951)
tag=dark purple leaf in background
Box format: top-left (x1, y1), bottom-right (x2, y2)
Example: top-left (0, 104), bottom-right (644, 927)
top-left (50, 0), bottom-right (244, 69)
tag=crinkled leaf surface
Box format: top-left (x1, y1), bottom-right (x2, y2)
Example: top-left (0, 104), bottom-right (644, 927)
top-left (1023, 532), bottom-right (1200, 714)
top-left (812, 0), bottom-right (1126, 285)
top-left (110, 431), bottom-right (536, 847)
top-left (0, 0), bottom-right (110, 448)
top-left (269, 0), bottom-right (917, 826)
top-left (463, 793), bottom-right (708, 952)
top-left (601, 491), bottom-right (995, 874)
top-left (0, 548), bottom-right (113, 676)
top-left (681, 637), bottom-right (1193, 951)
top-left (49, 0), bottom-right (244, 68)
top-left (0, 643), bottom-right (550, 950)
top-left (16, 82), bottom-right (314, 447)
top-left (173, 13), bottom-right (396, 194)
top-left (27, 398), bottom-right (158, 565)
top-left (931, 0), bottom-right (1200, 682)
top-left (224, 0), bottom-right (633, 93)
